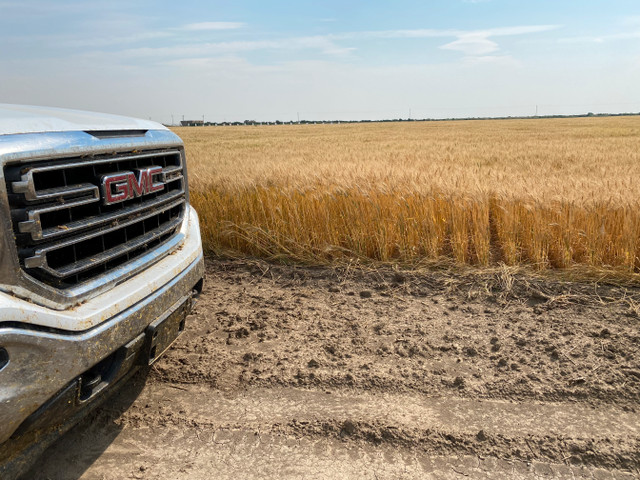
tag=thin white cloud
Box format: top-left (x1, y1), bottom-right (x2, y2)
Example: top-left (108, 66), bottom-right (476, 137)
top-left (481, 25), bottom-right (561, 37)
top-left (441, 35), bottom-right (499, 55)
top-left (179, 22), bottom-right (246, 31)
top-left (328, 25), bottom-right (558, 42)
top-left (55, 31), bottom-right (173, 48)
top-left (115, 35), bottom-right (355, 59)
top-left (559, 31), bottom-right (640, 44)
top-left (332, 29), bottom-right (458, 40)
top-left (440, 25), bottom-right (559, 56)
top-left (6, 19), bottom-right (247, 49)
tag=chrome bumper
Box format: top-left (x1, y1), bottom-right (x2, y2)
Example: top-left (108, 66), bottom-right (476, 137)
top-left (0, 250), bottom-right (204, 449)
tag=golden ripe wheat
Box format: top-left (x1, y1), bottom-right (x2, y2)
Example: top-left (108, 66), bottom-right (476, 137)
top-left (177, 116), bottom-right (640, 275)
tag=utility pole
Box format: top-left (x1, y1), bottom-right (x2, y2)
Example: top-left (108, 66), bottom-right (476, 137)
top-left (409, 108), bottom-right (411, 120)
top-left (297, 112), bottom-right (300, 124)
top-left (535, 105), bottom-right (538, 116)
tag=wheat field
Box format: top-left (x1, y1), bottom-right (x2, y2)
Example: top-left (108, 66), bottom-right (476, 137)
top-left (176, 116), bottom-right (640, 275)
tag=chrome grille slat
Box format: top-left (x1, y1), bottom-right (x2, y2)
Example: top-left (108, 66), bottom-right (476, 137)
top-left (18, 192), bottom-right (100, 237)
top-left (37, 189), bottom-right (184, 241)
top-left (4, 149), bottom-right (186, 289)
top-left (12, 150), bottom-right (181, 181)
top-left (160, 165), bottom-right (184, 183)
top-left (12, 182), bottom-right (99, 202)
top-left (24, 196), bottom-right (185, 268)
top-left (42, 217), bottom-right (183, 278)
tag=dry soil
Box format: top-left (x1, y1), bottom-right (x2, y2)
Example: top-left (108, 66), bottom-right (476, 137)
top-left (26, 259), bottom-right (640, 479)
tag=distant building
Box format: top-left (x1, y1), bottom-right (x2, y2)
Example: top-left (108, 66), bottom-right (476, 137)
top-left (180, 120), bottom-right (204, 126)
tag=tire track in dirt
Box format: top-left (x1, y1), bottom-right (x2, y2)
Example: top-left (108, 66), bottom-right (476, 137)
top-left (28, 383), bottom-right (639, 479)
top-left (113, 384), bottom-right (640, 470)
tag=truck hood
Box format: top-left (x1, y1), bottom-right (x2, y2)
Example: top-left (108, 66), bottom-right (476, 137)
top-left (0, 104), bottom-right (166, 136)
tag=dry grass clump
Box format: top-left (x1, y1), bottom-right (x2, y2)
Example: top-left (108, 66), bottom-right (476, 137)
top-left (177, 116), bottom-right (640, 275)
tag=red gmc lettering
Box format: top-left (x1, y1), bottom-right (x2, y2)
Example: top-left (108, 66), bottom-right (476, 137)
top-left (129, 166), bottom-right (164, 197)
top-left (101, 167), bottom-right (165, 205)
top-left (103, 173), bottom-right (131, 204)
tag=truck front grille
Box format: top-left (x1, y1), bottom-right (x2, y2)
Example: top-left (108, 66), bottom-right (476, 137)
top-left (4, 150), bottom-right (186, 289)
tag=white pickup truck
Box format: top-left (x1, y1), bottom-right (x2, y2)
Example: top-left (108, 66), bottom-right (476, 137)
top-left (0, 104), bottom-right (205, 477)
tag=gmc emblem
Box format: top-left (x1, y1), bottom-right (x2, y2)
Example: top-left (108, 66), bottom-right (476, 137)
top-left (101, 166), bottom-right (165, 205)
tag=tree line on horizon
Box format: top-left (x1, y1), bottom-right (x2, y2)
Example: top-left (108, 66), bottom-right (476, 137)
top-left (173, 111), bottom-right (640, 127)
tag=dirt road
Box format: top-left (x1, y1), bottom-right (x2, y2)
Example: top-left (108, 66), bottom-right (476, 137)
top-left (27, 260), bottom-right (640, 479)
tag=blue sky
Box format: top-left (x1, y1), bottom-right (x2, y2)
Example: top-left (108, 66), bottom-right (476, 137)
top-left (1, 0), bottom-right (639, 122)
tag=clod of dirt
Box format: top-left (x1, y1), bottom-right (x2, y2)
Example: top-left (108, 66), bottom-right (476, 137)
top-left (324, 344), bottom-right (339, 356)
top-left (453, 376), bottom-right (465, 388)
top-left (235, 327), bottom-right (250, 338)
top-left (341, 420), bottom-right (357, 436)
top-left (308, 359), bottom-right (320, 368)
top-left (359, 291), bottom-right (373, 298)
top-left (464, 347), bottom-right (478, 357)
top-left (391, 272), bottom-right (406, 284)
top-left (328, 286), bottom-right (340, 293)
top-left (476, 430), bottom-right (487, 441)
top-left (243, 352), bottom-right (260, 363)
